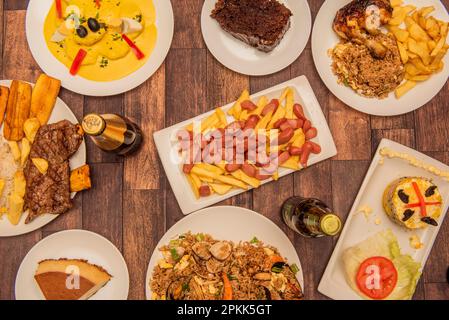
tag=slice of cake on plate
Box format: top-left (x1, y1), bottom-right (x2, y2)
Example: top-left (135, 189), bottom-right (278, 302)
top-left (34, 259), bottom-right (112, 300)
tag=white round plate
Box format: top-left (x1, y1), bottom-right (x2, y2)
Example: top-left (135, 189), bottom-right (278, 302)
top-left (312, 0), bottom-right (449, 116)
top-left (145, 206), bottom-right (304, 300)
top-left (25, 0), bottom-right (174, 96)
top-left (0, 80), bottom-right (86, 237)
top-left (201, 0), bottom-right (311, 76)
top-left (15, 229), bottom-right (129, 300)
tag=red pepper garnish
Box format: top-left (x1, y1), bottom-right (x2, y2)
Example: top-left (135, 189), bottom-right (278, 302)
top-left (70, 49), bottom-right (87, 76)
top-left (55, 0), bottom-right (63, 19)
top-left (405, 202), bottom-right (441, 209)
top-left (412, 181), bottom-right (428, 217)
top-left (95, 0), bottom-right (101, 8)
top-left (122, 34), bottom-right (145, 60)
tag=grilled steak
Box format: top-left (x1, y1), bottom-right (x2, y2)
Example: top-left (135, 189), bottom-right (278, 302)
top-left (211, 0), bottom-right (292, 52)
top-left (24, 120), bottom-right (83, 223)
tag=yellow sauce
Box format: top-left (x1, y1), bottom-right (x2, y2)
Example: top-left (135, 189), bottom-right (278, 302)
top-left (44, 0), bottom-right (157, 81)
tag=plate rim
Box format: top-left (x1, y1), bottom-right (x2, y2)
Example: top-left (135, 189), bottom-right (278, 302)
top-left (144, 205), bottom-right (304, 300)
top-left (311, 0), bottom-right (449, 116)
top-left (14, 229), bottom-right (130, 300)
top-left (200, 0), bottom-right (312, 76)
top-left (25, 0), bottom-right (174, 97)
top-left (0, 79), bottom-right (86, 237)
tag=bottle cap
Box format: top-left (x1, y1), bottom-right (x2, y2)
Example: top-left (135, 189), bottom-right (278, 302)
top-left (320, 214), bottom-right (342, 236)
top-left (82, 113), bottom-right (105, 136)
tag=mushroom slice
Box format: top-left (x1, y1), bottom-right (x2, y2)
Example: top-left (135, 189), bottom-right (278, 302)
top-left (192, 241), bottom-right (212, 260)
top-left (209, 241), bottom-right (232, 261)
top-left (206, 258), bottom-right (224, 274)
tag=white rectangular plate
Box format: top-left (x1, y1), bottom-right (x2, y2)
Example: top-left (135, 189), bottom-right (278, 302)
top-left (318, 139), bottom-right (449, 300)
top-left (153, 75), bottom-right (337, 215)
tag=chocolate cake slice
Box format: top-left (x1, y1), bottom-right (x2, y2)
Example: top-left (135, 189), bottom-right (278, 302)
top-left (211, 0), bottom-right (293, 52)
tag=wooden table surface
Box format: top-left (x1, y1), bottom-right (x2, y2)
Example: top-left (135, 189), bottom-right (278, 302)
top-left (1, 0), bottom-right (448, 300)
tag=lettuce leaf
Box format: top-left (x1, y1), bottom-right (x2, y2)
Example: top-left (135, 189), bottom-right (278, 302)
top-left (342, 230), bottom-right (421, 300)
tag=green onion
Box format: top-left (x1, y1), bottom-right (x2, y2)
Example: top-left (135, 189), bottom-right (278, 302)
top-left (271, 266), bottom-right (283, 273)
top-left (170, 248), bottom-right (179, 262)
top-left (228, 274), bottom-right (237, 281)
top-left (250, 236), bottom-right (259, 244)
top-left (290, 263), bottom-right (299, 275)
top-left (196, 233), bottom-right (205, 241)
top-left (182, 283), bottom-right (190, 292)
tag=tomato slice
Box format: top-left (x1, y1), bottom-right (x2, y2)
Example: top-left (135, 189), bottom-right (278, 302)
top-left (356, 256), bottom-right (398, 300)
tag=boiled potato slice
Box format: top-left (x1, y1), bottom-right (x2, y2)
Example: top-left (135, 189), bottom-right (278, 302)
top-left (395, 80), bottom-right (417, 99)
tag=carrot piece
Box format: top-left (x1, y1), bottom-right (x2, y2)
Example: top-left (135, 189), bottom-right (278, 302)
top-left (222, 273), bottom-right (233, 300)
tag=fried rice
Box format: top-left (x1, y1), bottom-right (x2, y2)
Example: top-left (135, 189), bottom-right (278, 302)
top-left (331, 33), bottom-right (405, 98)
top-left (150, 232), bottom-right (303, 300)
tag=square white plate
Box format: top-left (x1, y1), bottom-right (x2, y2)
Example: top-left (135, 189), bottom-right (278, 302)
top-left (318, 139), bottom-right (449, 300)
top-left (153, 75), bottom-right (337, 215)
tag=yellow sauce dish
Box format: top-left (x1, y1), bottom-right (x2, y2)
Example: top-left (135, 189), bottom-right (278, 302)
top-left (44, 0), bottom-right (157, 81)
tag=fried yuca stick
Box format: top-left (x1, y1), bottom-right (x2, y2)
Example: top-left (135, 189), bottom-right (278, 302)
top-left (4, 81), bottom-right (31, 141)
top-left (0, 86), bottom-right (9, 126)
top-left (31, 74), bottom-right (61, 125)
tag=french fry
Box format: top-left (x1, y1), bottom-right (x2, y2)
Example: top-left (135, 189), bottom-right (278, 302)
top-left (186, 174), bottom-right (200, 199)
top-left (395, 80), bottom-right (417, 99)
top-left (418, 6), bottom-right (435, 17)
top-left (409, 23), bottom-right (430, 42)
top-left (215, 107), bottom-right (227, 126)
top-left (23, 117), bottom-right (41, 143)
top-left (7, 193), bottom-right (24, 225)
top-left (279, 87), bottom-right (292, 103)
top-left (397, 41), bottom-right (409, 64)
top-left (209, 183), bottom-right (233, 195)
top-left (20, 138), bottom-right (31, 166)
top-left (3, 80), bottom-right (32, 141)
top-left (186, 112), bottom-right (220, 132)
top-left (227, 89), bottom-right (249, 119)
top-left (199, 175), bottom-right (214, 183)
top-left (406, 74), bottom-right (431, 81)
top-left (431, 31), bottom-right (447, 56)
top-left (285, 91), bottom-right (294, 119)
top-left (0, 86), bottom-right (9, 126)
top-left (231, 170), bottom-right (260, 189)
top-left (267, 104), bottom-right (286, 129)
top-left (30, 74), bottom-right (61, 125)
top-left (191, 166), bottom-right (217, 180)
top-left (255, 111), bottom-right (274, 131)
top-left (70, 164), bottom-right (92, 192)
top-left (13, 171), bottom-right (26, 198)
top-left (215, 174), bottom-right (248, 190)
top-left (390, 26), bottom-right (409, 42)
top-left (281, 157), bottom-right (300, 170)
top-left (390, 0), bottom-right (403, 7)
top-left (195, 163), bottom-right (225, 175)
top-left (8, 141), bottom-right (21, 162)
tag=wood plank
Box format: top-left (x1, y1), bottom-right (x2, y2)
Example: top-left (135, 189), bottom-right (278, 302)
top-left (170, 0), bottom-right (204, 49)
top-left (291, 48), bottom-right (329, 119)
top-left (42, 194), bottom-right (82, 233)
top-left (5, 0), bottom-right (29, 10)
top-left (123, 189), bottom-right (165, 300)
top-left (0, 232), bottom-right (40, 300)
top-left (329, 95), bottom-right (371, 160)
top-left (415, 81), bottom-right (449, 152)
top-left (370, 113), bottom-right (415, 130)
top-left (371, 129), bottom-right (415, 156)
top-left (422, 152), bottom-right (449, 284)
top-left (124, 64), bottom-right (165, 190)
top-left (250, 68), bottom-right (291, 93)
top-left (293, 160), bottom-right (333, 300)
top-left (165, 48), bottom-right (207, 227)
top-left (3, 11), bottom-right (41, 81)
top-left (424, 283), bottom-right (449, 300)
top-left (84, 96), bottom-right (124, 163)
top-left (82, 163), bottom-right (123, 250)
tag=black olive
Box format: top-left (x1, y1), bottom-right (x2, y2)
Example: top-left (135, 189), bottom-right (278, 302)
top-left (88, 18), bottom-right (101, 32)
top-left (76, 26), bottom-right (88, 38)
top-left (421, 217), bottom-right (438, 226)
top-left (425, 185), bottom-right (438, 197)
top-left (398, 189), bottom-right (409, 203)
top-left (402, 209), bottom-right (415, 222)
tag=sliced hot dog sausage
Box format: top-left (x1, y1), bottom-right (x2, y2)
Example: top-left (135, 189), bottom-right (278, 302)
top-left (243, 115), bottom-right (260, 130)
top-left (199, 185), bottom-right (211, 197)
top-left (241, 100), bottom-right (258, 111)
top-left (277, 127), bottom-right (294, 145)
top-left (241, 163), bottom-right (257, 178)
top-left (305, 127), bottom-right (318, 140)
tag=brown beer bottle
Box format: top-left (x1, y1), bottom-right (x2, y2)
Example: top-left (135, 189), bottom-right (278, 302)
top-left (81, 113), bottom-right (142, 156)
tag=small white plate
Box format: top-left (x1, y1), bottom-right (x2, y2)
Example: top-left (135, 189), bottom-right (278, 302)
top-left (318, 139), bottom-right (449, 300)
top-left (145, 206), bottom-right (304, 300)
top-left (15, 229), bottom-right (129, 300)
top-left (312, 0), bottom-right (449, 116)
top-left (0, 80), bottom-right (86, 238)
top-left (153, 75), bottom-right (337, 215)
top-left (25, 0), bottom-right (174, 96)
top-left (201, 0), bottom-right (311, 76)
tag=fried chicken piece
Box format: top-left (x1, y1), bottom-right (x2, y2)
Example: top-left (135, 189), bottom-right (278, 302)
top-left (333, 0), bottom-right (393, 58)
